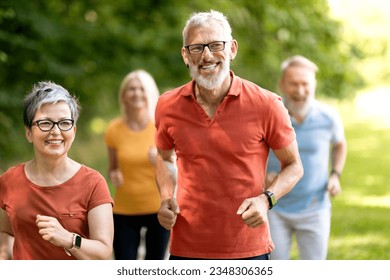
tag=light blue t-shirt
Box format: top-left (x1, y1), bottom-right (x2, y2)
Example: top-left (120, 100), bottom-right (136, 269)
top-left (267, 99), bottom-right (345, 213)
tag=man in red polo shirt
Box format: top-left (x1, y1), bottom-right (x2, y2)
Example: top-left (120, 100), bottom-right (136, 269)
top-left (155, 10), bottom-right (303, 260)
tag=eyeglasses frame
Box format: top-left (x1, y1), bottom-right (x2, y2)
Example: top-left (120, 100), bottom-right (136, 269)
top-left (32, 119), bottom-right (75, 132)
top-left (184, 41), bottom-right (229, 54)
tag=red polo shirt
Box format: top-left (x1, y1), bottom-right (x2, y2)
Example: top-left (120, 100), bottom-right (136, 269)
top-left (155, 71), bottom-right (295, 259)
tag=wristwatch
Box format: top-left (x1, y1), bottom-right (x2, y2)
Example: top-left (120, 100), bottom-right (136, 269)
top-left (65, 233), bottom-right (82, 256)
top-left (264, 191), bottom-right (277, 209)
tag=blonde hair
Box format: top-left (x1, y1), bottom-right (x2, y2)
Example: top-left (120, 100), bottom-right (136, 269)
top-left (118, 70), bottom-right (159, 121)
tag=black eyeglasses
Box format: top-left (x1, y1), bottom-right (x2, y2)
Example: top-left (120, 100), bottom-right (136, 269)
top-left (32, 119), bottom-right (75, 132)
top-left (184, 41), bottom-right (228, 54)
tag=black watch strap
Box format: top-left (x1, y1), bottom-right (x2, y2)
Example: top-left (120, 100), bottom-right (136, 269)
top-left (264, 191), bottom-right (277, 209)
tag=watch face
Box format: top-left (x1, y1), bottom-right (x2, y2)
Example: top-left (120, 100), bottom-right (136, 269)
top-left (74, 234), bottom-right (82, 248)
top-left (265, 191), bottom-right (277, 209)
top-left (270, 193), bottom-right (277, 205)
top-left (272, 197), bottom-right (277, 206)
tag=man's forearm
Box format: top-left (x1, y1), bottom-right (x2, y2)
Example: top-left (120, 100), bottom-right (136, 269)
top-left (268, 160), bottom-right (303, 200)
top-left (155, 153), bottom-right (176, 200)
top-left (331, 139), bottom-right (347, 175)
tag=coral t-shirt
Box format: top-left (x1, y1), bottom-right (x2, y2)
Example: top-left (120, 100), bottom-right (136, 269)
top-left (0, 164), bottom-right (113, 260)
top-left (155, 71), bottom-right (295, 259)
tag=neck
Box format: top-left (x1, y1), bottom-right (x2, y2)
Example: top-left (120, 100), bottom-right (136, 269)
top-left (124, 108), bottom-right (150, 131)
top-left (30, 156), bottom-right (70, 172)
top-left (26, 157), bottom-right (80, 186)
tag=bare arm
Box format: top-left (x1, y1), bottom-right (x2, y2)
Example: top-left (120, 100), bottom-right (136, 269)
top-left (0, 208), bottom-right (13, 236)
top-left (328, 138), bottom-right (347, 196)
top-left (69, 203), bottom-right (114, 259)
top-left (36, 203), bottom-right (114, 260)
top-left (0, 233), bottom-right (13, 260)
top-left (107, 147), bottom-right (123, 187)
top-left (266, 140), bottom-right (304, 200)
top-left (155, 149), bottom-right (176, 200)
top-left (155, 148), bottom-right (179, 230)
top-left (237, 140), bottom-right (303, 228)
top-left (0, 208), bottom-right (14, 259)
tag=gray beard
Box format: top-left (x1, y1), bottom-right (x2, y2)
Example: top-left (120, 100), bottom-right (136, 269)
top-left (284, 97), bottom-right (314, 119)
top-left (190, 59), bottom-right (230, 90)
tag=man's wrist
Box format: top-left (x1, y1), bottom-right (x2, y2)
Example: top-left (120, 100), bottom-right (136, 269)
top-left (263, 191), bottom-right (277, 209)
top-left (330, 169), bottom-right (341, 179)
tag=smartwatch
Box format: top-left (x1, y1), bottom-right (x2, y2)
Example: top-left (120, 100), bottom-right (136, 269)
top-left (264, 191), bottom-right (277, 209)
top-left (65, 233), bottom-right (82, 256)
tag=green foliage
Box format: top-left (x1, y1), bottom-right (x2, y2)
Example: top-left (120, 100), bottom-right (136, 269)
top-left (0, 0), bottom-right (364, 168)
top-left (228, 0), bottom-right (364, 98)
top-left (2, 1), bottom-right (387, 260)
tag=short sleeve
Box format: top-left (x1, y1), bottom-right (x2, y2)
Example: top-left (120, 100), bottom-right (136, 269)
top-left (104, 120), bottom-right (118, 149)
top-left (155, 98), bottom-right (175, 150)
top-left (265, 96), bottom-right (296, 150)
top-left (88, 170), bottom-right (114, 210)
top-left (331, 110), bottom-right (345, 144)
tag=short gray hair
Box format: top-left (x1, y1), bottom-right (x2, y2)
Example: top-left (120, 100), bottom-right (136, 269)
top-left (182, 10), bottom-right (233, 45)
top-left (281, 55), bottom-right (318, 75)
top-left (23, 81), bottom-right (81, 127)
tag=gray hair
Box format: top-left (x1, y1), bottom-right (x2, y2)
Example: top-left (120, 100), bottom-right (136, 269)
top-left (281, 55), bottom-right (318, 76)
top-left (119, 69), bottom-right (159, 122)
top-left (182, 10), bottom-right (233, 45)
top-left (23, 81), bottom-right (81, 127)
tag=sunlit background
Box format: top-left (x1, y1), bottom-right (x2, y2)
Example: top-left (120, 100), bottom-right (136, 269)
top-left (0, 0), bottom-right (389, 260)
top-left (328, 0), bottom-right (390, 128)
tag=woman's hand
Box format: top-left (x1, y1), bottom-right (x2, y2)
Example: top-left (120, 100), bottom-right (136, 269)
top-left (35, 214), bottom-right (73, 249)
top-left (109, 169), bottom-right (124, 188)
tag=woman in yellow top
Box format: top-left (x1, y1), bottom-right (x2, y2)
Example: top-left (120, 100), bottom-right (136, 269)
top-left (104, 70), bottom-right (169, 259)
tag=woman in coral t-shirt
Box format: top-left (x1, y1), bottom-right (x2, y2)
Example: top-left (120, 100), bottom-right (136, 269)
top-left (0, 81), bottom-right (114, 260)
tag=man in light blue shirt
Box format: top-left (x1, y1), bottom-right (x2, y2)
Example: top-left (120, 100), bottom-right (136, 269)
top-left (266, 55), bottom-right (347, 260)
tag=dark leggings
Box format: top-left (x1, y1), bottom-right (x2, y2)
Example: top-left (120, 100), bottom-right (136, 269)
top-left (169, 253), bottom-right (270, 260)
top-left (113, 213), bottom-right (170, 260)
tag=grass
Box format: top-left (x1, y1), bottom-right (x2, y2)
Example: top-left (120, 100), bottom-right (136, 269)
top-left (329, 89), bottom-right (390, 260)
top-left (328, 123), bottom-right (390, 259)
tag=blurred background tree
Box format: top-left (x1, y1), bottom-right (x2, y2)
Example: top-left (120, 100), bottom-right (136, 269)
top-left (2, 0), bottom-right (389, 261)
top-left (0, 0), bottom-right (364, 170)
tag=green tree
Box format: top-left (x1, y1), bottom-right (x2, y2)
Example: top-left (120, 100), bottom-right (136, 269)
top-left (0, 0), bottom-right (363, 169)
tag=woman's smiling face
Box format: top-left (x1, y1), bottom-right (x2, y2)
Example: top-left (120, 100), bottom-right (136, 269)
top-left (26, 101), bottom-right (76, 159)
